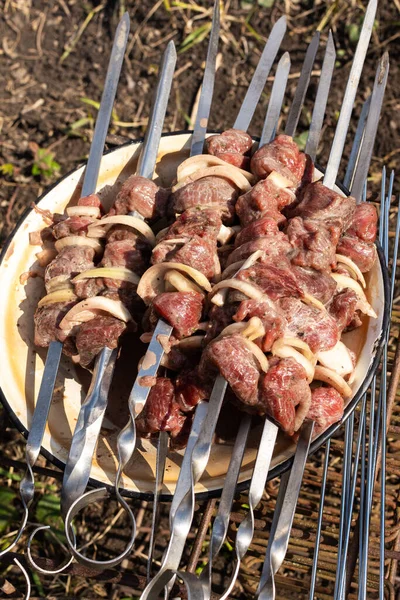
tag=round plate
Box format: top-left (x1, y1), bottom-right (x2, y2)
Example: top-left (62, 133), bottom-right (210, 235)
top-left (0, 132), bottom-right (390, 499)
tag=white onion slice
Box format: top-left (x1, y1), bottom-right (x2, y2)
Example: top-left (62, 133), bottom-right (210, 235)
top-left (271, 341), bottom-right (315, 383)
top-left (66, 206), bottom-right (100, 218)
top-left (164, 270), bottom-right (203, 294)
top-left (37, 289), bottom-right (77, 307)
top-left (330, 273), bottom-right (376, 317)
top-left (137, 262), bottom-right (212, 304)
top-left (217, 224), bottom-right (240, 245)
top-left (316, 341), bottom-right (354, 377)
top-left (176, 155), bottom-right (255, 183)
top-left (313, 365), bottom-right (353, 398)
top-left (267, 170), bottom-right (296, 190)
top-left (301, 292), bottom-right (328, 312)
top-left (219, 317), bottom-right (265, 342)
top-left (175, 336), bottom-right (205, 350)
top-left (36, 248), bottom-right (57, 267)
top-left (212, 250), bottom-right (265, 306)
top-left (54, 236), bottom-right (103, 255)
top-left (72, 267), bottom-right (140, 286)
top-left (46, 275), bottom-right (72, 293)
top-left (87, 215), bottom-right (156, 246)
top-left (172, 166), bottom-right (253, 193)
top-left (59, 297), bottom-right (132, 332)
top-left (240, 337), bottom-right (269, 372)
top-left (335, 254), bottom-right (366, 288)
top-left (210, 279), bottom-right (267, 307)
top-left (273, 337), bottom-right (315, 364)
top-left (220, 260), bottom-right (246, 281)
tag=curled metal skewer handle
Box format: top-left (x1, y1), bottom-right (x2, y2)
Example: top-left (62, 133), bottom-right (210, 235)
top-left (219, 419), bottom-right (278, 600)
top-left (198, 415), bottom-right (252, 600)
top-left (256, 421), bottom-right (313, 600)
top-left (140, 377), bottom-right (227, 600)
top-left (26, 12), bottom-right (130, 575)
top-left (0, 341), bottom-right (62, 559)
top-left (60, 41), bottom-right (177, 570)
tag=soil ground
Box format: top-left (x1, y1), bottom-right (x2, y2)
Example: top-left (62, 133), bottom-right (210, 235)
top-left (0, 0), bottom-right (399, 598)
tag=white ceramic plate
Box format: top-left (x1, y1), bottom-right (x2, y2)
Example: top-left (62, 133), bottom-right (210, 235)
top-left (0, 133), bottom-right (390, 499)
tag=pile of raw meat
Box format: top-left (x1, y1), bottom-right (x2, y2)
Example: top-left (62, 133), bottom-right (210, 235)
top-left (30, 128), bottom-right (378, 445)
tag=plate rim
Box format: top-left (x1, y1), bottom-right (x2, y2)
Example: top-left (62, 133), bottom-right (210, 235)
top-left (0, 132), bottom-right (390, 501)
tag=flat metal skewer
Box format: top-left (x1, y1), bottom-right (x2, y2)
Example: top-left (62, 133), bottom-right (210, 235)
top-left (60, 40), bottom-right (177, 570)
top-left (257, 39), bottom-right (386, 600)
top-left (6, 12), bottom-right (131, 576)
top-left (157, 31), bottom-right (321, 600)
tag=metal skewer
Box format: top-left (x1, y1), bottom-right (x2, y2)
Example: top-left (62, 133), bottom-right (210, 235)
top-left (57, 40), bottom-right (177, 570)
top-left (2, 12), bottom-right (131, 576)
top-left (257, 26), bottom-right (385, 600)
top-left (137, 10), bottom-right (287, 588)
top-left (141, 31), bottom-right (320, 600)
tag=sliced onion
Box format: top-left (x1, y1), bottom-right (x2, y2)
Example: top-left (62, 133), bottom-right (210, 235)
top-left (137, 262), bottom-right (212, 304)
top-left (175, 336), bottom-right (205, 350)
top-left (217, 224), bottom-right (240, 245)
top-left (46, 275), bottom-right (73, 293)
top-left (87, 215), bottom-right (156, 246)
top-left (59, 297), bottom-right (132, 332)
top-left (72, 267), bottom-right (140, 286)
top-left (164, 270), bottom-right (203, 294)
top-left (302, 292), bottom-right (327, 312)
top-left (37, 289), bottom-right (77, 307)
top-left (210, 279), bottom-right (264, 306)
top-left (267, 170), bottom-right (297, 190)
top-left (335, 254), bottom-right (366, 288)
top-left (54, 236), bottom-right (103, 255)
top-left (36, 248), bottom-right (57, 267)
top-left (316, 341), bottom-right (354, 377)
top-left (313, 365), bottom-right (353, 398)
top-left (240, 337), bottom-right (269, 372)
top-left (212, 250), bottom-right (265, 306)
top-left (176, 155), bottom-right (255, 183)
top-left (155, 227), bottom-right (170, 242)
top-left (66, 206), bottom-right (100, 218)
top-left (330, 273), bottom-right (376, 317)
top-left (220, 260), bottom-right (246, 281)
top-left (272, 342), bottom-right (315, 383)
top-left (219, 317), bottom-right (265, 342)
top-left (273, 337), bottom-right (315, 363)
top-left (172, 166), bottom-right (253, 194)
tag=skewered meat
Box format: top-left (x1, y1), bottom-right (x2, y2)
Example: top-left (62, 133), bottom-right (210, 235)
top-left (200, 334), bottom-right (261, 406)
top-left (74, 315), bottom-right (127, 368)
top-left (328, 289), bottom-right (360, 333)
top-left (307, 386), bottom-right (344, 435)
top-left (225, 231), bottom-right (292, 267)
top-left (53, 217), bottom-right (94, 239)
top-left (152, 236), bottom-right (219, 279)
top-left (175, 369), bottom-right (211, 411)
top-left (278, 297), bottom-right (339, 353)
top-left (346, 203), bottom-right (378, 243)
top-left (45, 246), bottom-right (95, 291)
top-left (111, 175), bottom-right (170, 220)
top-left (233, 299), bottom-right (286, 351)
top-left (171, 176), bottom-right (238, 223)
top-left (136, 378), bottom-right (187, 438)
top-left (292, 267), bottom-right (337, 304)
top-left (235, 178), bottom-right (294, 226)
top-left (160, 208), bottom-right (222, 241)
top-left (206, 128), bottom-right (253, 168)
top-left (152, 292), bottom-right (203, 339)
top-left (34, 301), bottom-right (76, 347)
top-left (234, 217), bottom-right (280, 247)
top-left (287, 182), bottom-right (356, 231)
top-left (258, 357), bottom-right (311, 435)
top-left (250, 134), bottom-right (310, 185)
top-left (336, 235), bottom-right (376, 272)
top-left (286, 217), bottom-right (340, 273)
top-left (237, 261), bottom-right (303, 300)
